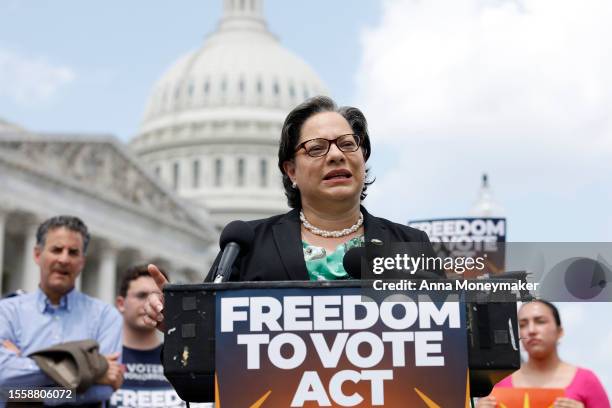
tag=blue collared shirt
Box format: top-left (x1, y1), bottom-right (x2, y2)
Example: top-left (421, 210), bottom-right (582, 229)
top-left (0, 287), bottom-right (123, 406)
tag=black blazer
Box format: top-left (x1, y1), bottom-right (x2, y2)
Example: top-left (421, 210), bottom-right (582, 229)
top-left (206, 206), bottom-right (442, 281)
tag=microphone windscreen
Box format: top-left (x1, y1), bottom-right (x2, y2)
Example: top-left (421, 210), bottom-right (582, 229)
top-left (343, 246), bottom-right (365, 279)
top-left (219, 220), bottom-right (255, 251)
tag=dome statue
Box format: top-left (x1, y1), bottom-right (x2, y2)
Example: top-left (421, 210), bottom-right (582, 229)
top-left (130, 0), bottom-right (329, 228)
top-left (470, 173), bottom-right (505, 217)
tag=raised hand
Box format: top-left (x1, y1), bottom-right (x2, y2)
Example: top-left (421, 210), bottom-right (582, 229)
top-left (98, 352), bottom-right (123, 390)
top-left (143, 264), bottom-right (168, 331)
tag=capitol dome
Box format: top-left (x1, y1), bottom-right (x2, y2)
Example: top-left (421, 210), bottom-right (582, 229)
top-left (130, 0), bottom-right (328, 228)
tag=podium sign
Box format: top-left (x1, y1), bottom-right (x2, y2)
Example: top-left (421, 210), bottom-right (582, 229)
top-left (215, 285), bottom-right (469, 407)
top-left (490, 388), bottom-right (565, 407)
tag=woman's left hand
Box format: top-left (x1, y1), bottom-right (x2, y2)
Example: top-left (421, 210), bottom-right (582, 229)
top-left (554, 398), bottom-right (585, 408)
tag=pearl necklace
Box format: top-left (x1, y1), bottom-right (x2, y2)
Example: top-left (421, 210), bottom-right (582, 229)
top-left (300, 210), bottom-right (364, 238)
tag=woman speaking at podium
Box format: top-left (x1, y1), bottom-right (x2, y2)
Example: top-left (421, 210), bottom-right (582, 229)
top-left (144, 96), bottom-right (441, 326)
top-left (476, 300), bottom-right (610, 408)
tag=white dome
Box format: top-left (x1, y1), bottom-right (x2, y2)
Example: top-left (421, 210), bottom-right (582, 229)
top-left (130, 0), bottom-right (328, 227)
top-left (139, 38), bottom-right (326, 133)
top-left (135, 1), bottom-right (327, 137)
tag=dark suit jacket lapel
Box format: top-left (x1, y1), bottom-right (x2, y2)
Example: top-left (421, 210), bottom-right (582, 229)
top-left (363, 206), bottom-right (388, 245)
top-left (272, 209), bottom-right (309, 280)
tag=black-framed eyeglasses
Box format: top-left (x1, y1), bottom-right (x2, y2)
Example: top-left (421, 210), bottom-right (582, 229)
top-left (295, 134), bottom-right (362, 158)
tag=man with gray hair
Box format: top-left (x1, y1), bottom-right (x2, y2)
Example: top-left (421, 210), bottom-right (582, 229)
top-left (0, 215), bottom-right (123, 407)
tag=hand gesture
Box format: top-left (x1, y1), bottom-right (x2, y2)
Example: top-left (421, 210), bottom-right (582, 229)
top-left (143, 264), bottom-right (168, 332)
top-left (97, 352), bottom-right (123, 390)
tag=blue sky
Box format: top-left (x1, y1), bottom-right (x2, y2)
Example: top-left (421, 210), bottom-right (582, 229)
top-left (1, 0), bottom-right (611, 397)
top-left (0, 0), bottom-right (380, 138)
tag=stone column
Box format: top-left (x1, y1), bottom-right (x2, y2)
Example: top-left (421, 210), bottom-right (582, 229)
top-left (0, 210), bottom-right (7, 295)
top-left (21, 221), bottom-right (40, 293)
top-left (96, 241), bottom-right (118, 304)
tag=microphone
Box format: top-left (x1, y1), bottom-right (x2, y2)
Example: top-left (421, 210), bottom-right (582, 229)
top-left (343, 247), bottom-right (365, 279)
top-left (343, 240), bottom-right (387, 279)
top-left (213, 221), bottom-right (255, 283)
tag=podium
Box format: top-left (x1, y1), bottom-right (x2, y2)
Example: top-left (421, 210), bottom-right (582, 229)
top-left (163, 280), bottom-right (520, 406)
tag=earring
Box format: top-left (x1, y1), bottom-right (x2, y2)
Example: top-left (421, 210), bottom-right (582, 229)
top-left (292, 181), bottom-right (297, 189)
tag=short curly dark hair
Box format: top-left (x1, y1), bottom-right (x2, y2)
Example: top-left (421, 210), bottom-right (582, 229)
top-left (118, 264), bottom-right (169, 297)
top-left (277, 96), bottom-right (374, 208)
top-left (36, 215), bottom-right (90, 254)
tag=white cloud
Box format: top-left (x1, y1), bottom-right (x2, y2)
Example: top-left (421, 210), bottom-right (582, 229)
top-left (0, 48), bottom-right (75, 106)
top-left (355, 0), bottom-right (612, 226)
top-left (357, 0), bottom-right (612, 145)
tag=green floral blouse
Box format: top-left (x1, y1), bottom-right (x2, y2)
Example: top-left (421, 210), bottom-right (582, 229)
top-left (302, 235), bottom-right (364, 281)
